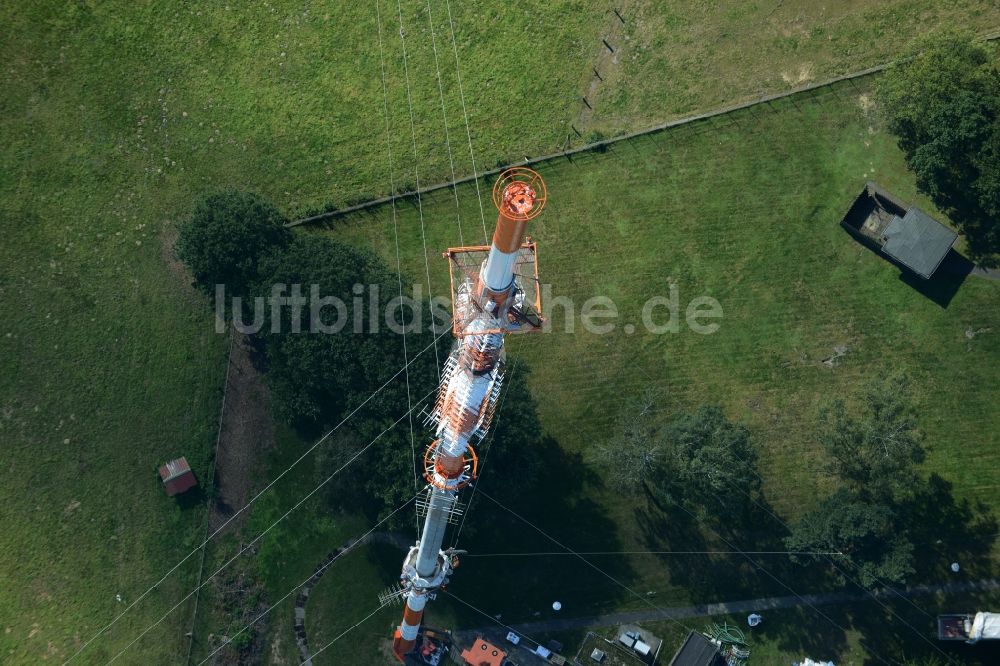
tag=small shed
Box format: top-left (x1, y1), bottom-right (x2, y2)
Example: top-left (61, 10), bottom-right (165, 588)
top-left (460, 637), bottom-right (506, 666)
top-left (839, 182), bottom-right (958, 279)
top-left (667, 632), bottom-right (723, 666)
top-left (158, 457), bottom-right (198, 496)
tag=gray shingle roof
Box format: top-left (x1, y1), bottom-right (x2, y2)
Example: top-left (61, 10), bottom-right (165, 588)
top-left (880, 207), bottom-right (958, 279)
top-left (668, 632), bottom-right (722, 666)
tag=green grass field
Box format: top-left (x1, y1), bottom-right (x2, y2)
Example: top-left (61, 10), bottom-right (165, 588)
top-left (0, 175), bottom-right (227, 662)
top-left (588, 0), bottom-right (1000, 136)
top-left (5, 2), bottom-right (998, 214)
top-left (2, 1), bottom-right (1000, 664)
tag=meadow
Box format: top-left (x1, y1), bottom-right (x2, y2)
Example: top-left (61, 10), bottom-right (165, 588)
top-left (2, 1), bottom-right (1000, 664)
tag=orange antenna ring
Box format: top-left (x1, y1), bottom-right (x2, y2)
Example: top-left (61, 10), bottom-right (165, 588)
top-left (423, 440), bottom-right (479, 491)
top-left (492, 167), bottom-right (547, 221)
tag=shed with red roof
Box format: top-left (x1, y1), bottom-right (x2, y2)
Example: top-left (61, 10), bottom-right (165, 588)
top-left (158, 457), bottom-right (198, 496)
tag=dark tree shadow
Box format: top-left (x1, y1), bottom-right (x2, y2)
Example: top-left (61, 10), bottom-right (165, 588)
top-left (752, 603), bottom-right (852, 659)
top-left (636, 481), bottom-right (840, 605)
top-left (898, 249), bottom-right (971, 308)
top-left (927, 186), bottom-right (1000, 266)
top-left (849, 592), bottom-right (1000, 666)
top-left (446, 435), bottom-right (632, 622)
top-left (174, 484), bottom-right (208, 511)
top-left (821, 473), bottom-right (998, 665)
top-left (634, 486), bottom-right (711, 595)
top-left (904, 473), bottom-right (998, 581)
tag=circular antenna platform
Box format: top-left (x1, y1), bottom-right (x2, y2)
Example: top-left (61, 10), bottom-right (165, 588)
top-left (493, 167), bottom-right (547, 220)
top-left (424, 440), bottom-right (478, 491)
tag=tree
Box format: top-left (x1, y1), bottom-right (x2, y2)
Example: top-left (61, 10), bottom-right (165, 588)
top-left (877, 32), bottom-right (1000, 259)
top-left (974, 128), bottom-right (1000, 221)
top-left (785, 488), bottom-right (915, 588)
top-left (252, 234), bottom-right (440, 431)
top-left (174, 191), bottom-right (291, 298)
top-left (787, 373), bottom-right (926, 586)
top-left (593, 389), bottom-right (661, 494)
top-left (818, 372), bottom-right (924, 502)
top-left (595, 400), bottom-right (760, 519)
top-left (657, 405), bottom-right (760, 519)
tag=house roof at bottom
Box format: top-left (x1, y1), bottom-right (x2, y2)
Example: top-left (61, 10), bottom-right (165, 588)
top-left (880, 207), bottom-right (958, 278)
top-left (668, 632), bottom-right (722, 666)
top-left (460, 638), bottom-right (506, 666)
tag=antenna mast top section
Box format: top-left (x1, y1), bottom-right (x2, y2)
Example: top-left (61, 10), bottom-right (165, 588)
top-left (493, 167), bottom-right (547, 221)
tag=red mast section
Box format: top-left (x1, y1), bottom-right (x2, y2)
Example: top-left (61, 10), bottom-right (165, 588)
top-left (389, 168), bottom-right (547, 661)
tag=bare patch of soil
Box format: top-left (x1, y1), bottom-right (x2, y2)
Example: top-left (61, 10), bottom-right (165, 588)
top-left (822, 344), bottom-right (849, 368)
top-left (191, 335), bottom-right (275, 665)
top-left (269, 634), bottom-right (288, 665)
top-left (210, 335), bottom-right (276, 533)
top-left (159, 224), bottom-right (196, 290)
top-left (781, 62), bottom-right (814, 85)
top-left (857, 93), bottom-right (875, 114)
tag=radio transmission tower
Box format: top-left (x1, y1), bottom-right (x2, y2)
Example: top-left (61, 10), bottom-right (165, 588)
top-left (388, 168), bottom-right (548, 661)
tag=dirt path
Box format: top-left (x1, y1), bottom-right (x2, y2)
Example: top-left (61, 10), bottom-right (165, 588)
top-left (210, 335), bottom-right (276, 532)
top-left (184, 334), bottom-right (276, 665)
top-left (182, 332), bottom-right (276, 665)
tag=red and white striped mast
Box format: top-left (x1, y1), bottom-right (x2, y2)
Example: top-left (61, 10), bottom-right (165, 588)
top-left (390, 168), bottom-right (547, 661)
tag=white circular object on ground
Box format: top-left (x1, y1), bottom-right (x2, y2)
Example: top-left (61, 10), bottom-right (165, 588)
top-left (552, 601), bottom-right (562, 611)
top-left (951, 562), bottom-right (961, 573)
top-left (747, 613), bottom-right (762, 627)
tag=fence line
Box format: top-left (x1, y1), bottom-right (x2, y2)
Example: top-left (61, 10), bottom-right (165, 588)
top-left (184, 333), bottom-right (235, 666)
top-left (288, 31), bottom-right (1000, 228)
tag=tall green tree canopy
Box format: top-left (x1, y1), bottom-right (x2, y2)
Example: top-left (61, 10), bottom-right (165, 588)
top-left (174, 191), bottom-right (292, 297)
top-left (658, 405), bottom-right (759, 518)
top-left (877, 33), bottom-right (1000, 258)
top-left (595, 400), bottom-right (760, 521)
top-left (787, 373), bottom-right (926, 586)
top-left (785, 488), bottom-right (915, 588)
top-left (818, 373), bottom-right (924, 501)
top-left (253, 234), bottom-right (441, 431)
